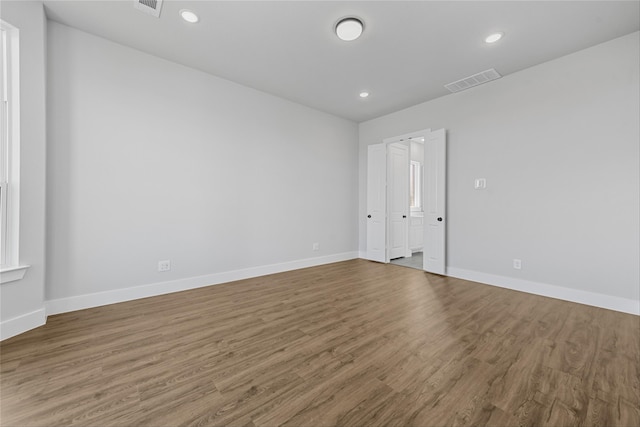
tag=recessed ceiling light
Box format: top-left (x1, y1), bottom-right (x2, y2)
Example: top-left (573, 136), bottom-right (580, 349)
top-left (335, 17), bottom-right (364, 41)
top-left (359, 91), bottom-right (369, 98)
top-left (485, 32), bottom-right (504, 43)
top-left (180, 9), bottom-right (199, 23)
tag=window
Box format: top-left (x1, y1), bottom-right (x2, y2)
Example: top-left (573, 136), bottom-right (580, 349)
top-left (409, 160), bottom-right (422, 211)
top-left (0, 19), bottom-right (27, 283)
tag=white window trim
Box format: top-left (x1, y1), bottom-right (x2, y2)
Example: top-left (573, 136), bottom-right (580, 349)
top-left (409, 160), bottom-right (423, 212)
top-left (1, 265), bottom-right (28, 283)
top-left (0, 19), bottom-right (29, 284)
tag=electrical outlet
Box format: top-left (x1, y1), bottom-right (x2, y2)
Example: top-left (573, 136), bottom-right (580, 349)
top-left (312, 243), bottom-right (319, 251)
top-left (158, 259), bottom-right (171, 272)
top-left (474, 178), bottom-right (487, 190)
top-left (513, 259), bottom-right (522, 270)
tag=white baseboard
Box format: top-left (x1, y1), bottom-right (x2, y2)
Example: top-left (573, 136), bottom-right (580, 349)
top-left (46, 251), bottom-right (359, 316)
top-left (446, 267), bottom-right (640, 316)
top-left (0, 308), bottom-right (46, 341)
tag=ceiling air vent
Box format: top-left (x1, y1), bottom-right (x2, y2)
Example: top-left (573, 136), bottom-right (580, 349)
top-left (444, 68), bottom-right (502, 93)
top-left (133, 0), bottom-right (163, 18)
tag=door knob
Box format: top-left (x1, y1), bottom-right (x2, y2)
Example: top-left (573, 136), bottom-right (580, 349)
top-left (437, 217), bottom-right (443, 222)
top-left (402, 215), bottom-right (407, 218)
top-left (367, 215), bottom-right (372, 218)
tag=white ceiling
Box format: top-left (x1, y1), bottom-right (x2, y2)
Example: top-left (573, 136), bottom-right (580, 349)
top-left (42, 1), bottom-right (640, 122)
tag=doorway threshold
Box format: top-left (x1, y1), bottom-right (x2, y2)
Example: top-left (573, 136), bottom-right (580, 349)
top-left (390, 252), bottom-right (423, 270)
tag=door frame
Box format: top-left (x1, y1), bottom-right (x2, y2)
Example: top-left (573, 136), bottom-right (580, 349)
top-left (382, 129), bottom-right (431, 263)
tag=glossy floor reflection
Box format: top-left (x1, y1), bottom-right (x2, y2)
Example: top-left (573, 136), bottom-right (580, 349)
top-left (1, 259), bottom-right (638, 427)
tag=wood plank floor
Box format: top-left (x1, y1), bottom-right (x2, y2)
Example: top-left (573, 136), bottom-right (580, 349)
top-left (1, 259), bottom-right (639, 427)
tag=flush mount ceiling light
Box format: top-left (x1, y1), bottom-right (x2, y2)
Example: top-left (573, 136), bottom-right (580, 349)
top-left (485, 32), bottom-right (504, 43)
top-left (359, 91), bottom-right (369, 98)
top-left (335, 17), bottom-right (364, 41)
top-left (180, 9), bottom-right (199, 23)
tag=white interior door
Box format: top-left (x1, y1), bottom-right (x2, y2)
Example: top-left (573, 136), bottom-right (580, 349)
top-left (423, 129), bottom-right (447, 274)
top-left (388, 143), bottom-right (409, 260)
top-left (366, 143), bottom-right (386, 263)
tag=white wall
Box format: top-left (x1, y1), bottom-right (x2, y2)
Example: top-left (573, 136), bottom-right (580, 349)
top-left (0, 1), bottom-right (47, 339)
top-left (359, 32), bottom-right (640, 312)
top-left (46, 22), bottom-right (358, 310)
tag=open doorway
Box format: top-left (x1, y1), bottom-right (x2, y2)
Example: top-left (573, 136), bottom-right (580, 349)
top-left (390, 138), bottom-right (424, 270)
top-left (365, 129), bottom-right (447, 275)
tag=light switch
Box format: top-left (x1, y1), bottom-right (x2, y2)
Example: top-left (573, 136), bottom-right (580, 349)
top-left (474, 178), bottom-right (487, 189)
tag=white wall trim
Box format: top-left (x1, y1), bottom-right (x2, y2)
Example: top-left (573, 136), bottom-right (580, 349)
top-left (46, 252), bottom-right (359, 316)
top-left (447, 267), bottom-right (640, 316)
top-left (0, 307), bottom-right (46, 341)
top-left (0, 264), bottom-right (30, 284)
